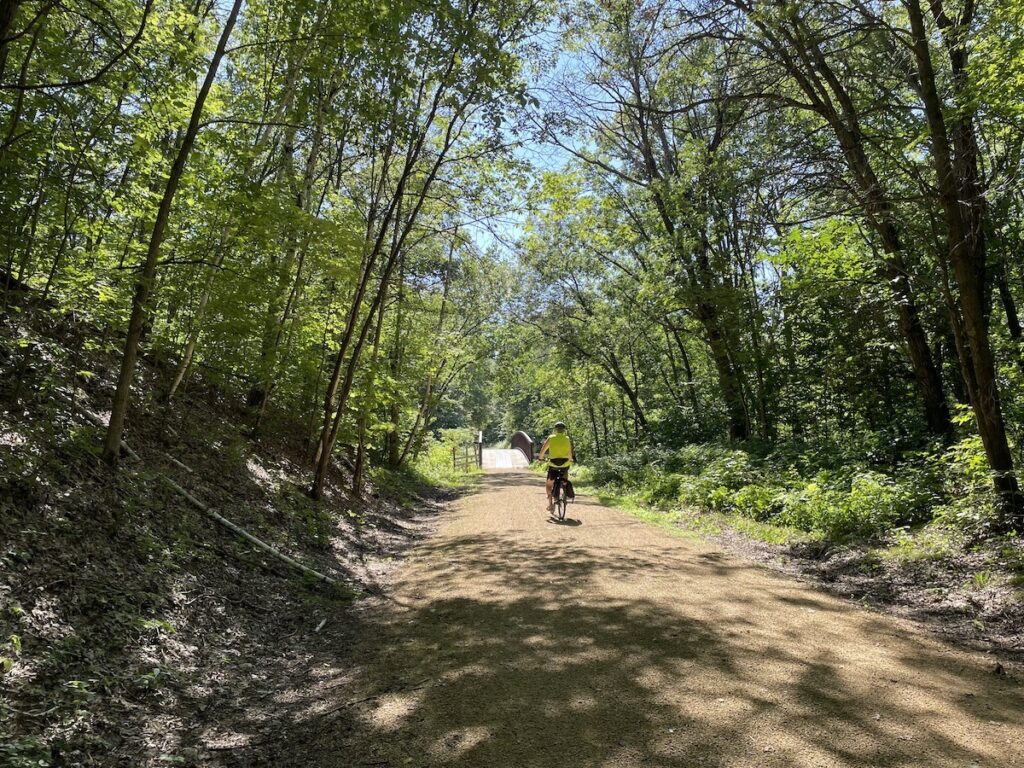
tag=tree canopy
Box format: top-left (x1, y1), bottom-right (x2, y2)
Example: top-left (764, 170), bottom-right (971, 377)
top-left (3, 0), bottom-right (1024, 534)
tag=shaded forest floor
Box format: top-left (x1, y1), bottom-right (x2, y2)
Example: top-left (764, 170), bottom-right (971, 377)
top-left (0, 304), bottom-right (456, 766)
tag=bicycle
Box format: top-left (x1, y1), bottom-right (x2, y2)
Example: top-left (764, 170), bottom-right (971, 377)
top-left (551, 468), bottom-right (570, 521)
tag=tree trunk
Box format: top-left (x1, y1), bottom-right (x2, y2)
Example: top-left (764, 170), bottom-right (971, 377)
top-left (750, 12), bottom-right (954, 441)
top-left (995, 260), bottom-right (1022, 340)
top-left (586, 394), bottom-right (601, 458)
top-left (166, 242), bottom-right (227, 400)
top-left (741, 255), bottom-right (775, 441)
top-left (604, 351), bottom-right (648, 432)
top-left (839, 142), bottom-right (952, 441)
top-left (669, 326), bottom-right (701, 415)
top-left (0, 2), bottom-right (20, 81)
top-left (397, 236), bottom-right (457, 464)
top-left (1, 18), bottom-right (40, 153)
top-left (352, 276), bottom-right (389, 497)
top-left (386, 259), bottom-right (407, 467)
top-left (102, 0), bottom-right (243, 463)
top-left (905, 0), bottom-right (1021, 523)
top-left (695, 301), bottom-right (748, 440)
top-left (312, 241), bottom-right (406, 497)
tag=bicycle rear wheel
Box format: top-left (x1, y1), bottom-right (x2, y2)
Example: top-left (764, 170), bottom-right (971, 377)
top-left (556, 485), bottom-right (567, 520)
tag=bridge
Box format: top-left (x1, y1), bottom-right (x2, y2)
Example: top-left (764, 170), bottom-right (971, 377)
top-left (478, 430), bottom-right (534, 470)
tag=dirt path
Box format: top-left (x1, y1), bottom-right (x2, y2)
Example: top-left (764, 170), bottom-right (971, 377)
top-left (247, 471), bottom-right (1023, 767)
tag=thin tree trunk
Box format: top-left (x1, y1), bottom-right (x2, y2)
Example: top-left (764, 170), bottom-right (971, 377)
top-left (995, 260), bottom-right (1022, 340)
top-left (670, 326), bottom-right (701, 414)
top-left (601, 404), bottom-right (610, 454)
top-left (586, 394), bottom-right (601, 458)
top-left (604, 351), bottom-right (648, 432)
top-left (1, 18), bottom-right (40, 153)
top-left (4, 162), bottom-right (46, 308)
top-left (102, 0), bottom-right (243, 463)
top-left (696, 301), bottom-right (748, 440)
top-left (312, 243), bottom-right (405, 497)
top-left (397, 234), bottom-right (457, 464)
top-left (166, 242), bottom-right (227, 401)
top-left (312, 97), bottom-right (470, 495)
top-left (352, 274), bottom-right (390, 496)
top-left (386, 258), bottom-right (407, 467)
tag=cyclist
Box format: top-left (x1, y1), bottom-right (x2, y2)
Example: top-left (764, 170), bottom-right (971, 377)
top-left (538, 421), bottom-right (574, 512)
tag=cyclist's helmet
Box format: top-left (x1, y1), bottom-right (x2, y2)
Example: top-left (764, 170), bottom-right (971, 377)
top-left (554, 421), bottom-right (567, 431)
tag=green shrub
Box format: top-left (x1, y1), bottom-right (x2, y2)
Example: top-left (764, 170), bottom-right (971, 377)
top-left (587, 447), bottom-right (672, 489)
top-left (731, 483), bottom-right (784, 521)
top-left (930, 436), bottom-right (1002, 533)
top-left (699, 449), bottom-right (754, 490)
top-left (583, 440), bottom-right (975, 542)
top-left (644, 472), bottom-right (684, 506)
top-left (777, 472), bottom-right (919, 541)
top-left (570, 463), bottom-right (595, 486)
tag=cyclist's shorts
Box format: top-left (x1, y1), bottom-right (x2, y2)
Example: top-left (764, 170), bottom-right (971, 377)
top-left (546, 466), bottom-right (569, 481)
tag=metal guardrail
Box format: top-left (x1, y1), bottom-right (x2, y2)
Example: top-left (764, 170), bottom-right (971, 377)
top-left (452, 431), bottom-right (484, 471)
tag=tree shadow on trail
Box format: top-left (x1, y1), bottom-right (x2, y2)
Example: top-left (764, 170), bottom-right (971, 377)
top-left (201, 501), bottom-right (1024, 768)
top-left (179, 477), bottom-right (1021, 766)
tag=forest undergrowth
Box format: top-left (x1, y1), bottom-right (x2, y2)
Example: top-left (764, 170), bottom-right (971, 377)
top-left (0, 306), bottom-right (463, 767)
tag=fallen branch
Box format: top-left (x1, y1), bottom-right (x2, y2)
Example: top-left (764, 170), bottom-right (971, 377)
top-left (60, 393), bottom-right (139, 461)
top-left (160, 475), bottom-right (342, 588)
top-left (65, 396), bottom-right (343, 591)
top-left (163, 453), bottom-right (193, 473)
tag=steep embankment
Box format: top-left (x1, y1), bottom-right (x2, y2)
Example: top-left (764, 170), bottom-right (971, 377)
top-left (0, 312), bottom-right (446, 766)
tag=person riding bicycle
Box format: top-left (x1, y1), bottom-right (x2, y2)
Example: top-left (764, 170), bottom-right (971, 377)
top-left (538, 421), bottom-right (574, 512)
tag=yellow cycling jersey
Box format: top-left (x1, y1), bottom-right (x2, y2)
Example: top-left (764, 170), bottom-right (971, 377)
top-left (546, 433), bottom-right (572, 464)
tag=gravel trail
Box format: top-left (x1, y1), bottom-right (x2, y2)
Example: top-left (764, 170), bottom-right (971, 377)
top-left (261, 470), bottom-right (1023, 767)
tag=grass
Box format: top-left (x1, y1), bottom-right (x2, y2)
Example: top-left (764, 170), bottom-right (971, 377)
top-left (878, 526), bottom-right (959, 564)
top-left (969, 570), bottom-right (993, 589)
top-left (402, 429), bottom-right (483, 492)
top-left (725, 514), bottom-right (813, 545)
top-left (570, 475), bottom-right (813, 546)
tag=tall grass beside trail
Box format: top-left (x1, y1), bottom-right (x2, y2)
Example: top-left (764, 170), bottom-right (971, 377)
top-left (408, 428), bottom-right (483, 489)
top-left (572, 438), bottom-right (1010, 543)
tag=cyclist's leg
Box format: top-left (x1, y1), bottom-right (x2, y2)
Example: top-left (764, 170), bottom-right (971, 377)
top-left (545, 468), bottom-right (555, 510)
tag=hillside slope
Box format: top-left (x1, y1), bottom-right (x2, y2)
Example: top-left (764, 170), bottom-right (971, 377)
top-left (0, 306), bottom-right (445, 766)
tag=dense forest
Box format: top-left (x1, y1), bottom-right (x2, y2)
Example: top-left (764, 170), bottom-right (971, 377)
top-left (499, 0), bottom-right (1024, 540)
top-left (2, 0), bottom-right (1024, 761)
top-left (1, 0), bottom-right (533, 495)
